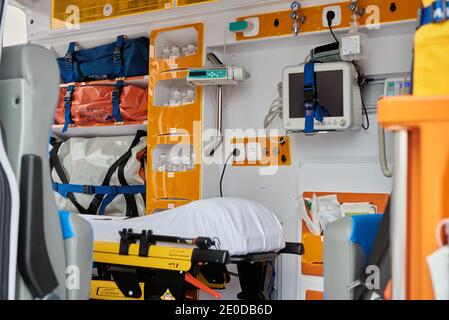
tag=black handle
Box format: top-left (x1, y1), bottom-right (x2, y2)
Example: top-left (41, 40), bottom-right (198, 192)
top-left (18, 155), bottom-right (58, 298)
top-left (192, 249), bottom-right (230, 265)
top-left (279, 242), bottom-right (304, 255)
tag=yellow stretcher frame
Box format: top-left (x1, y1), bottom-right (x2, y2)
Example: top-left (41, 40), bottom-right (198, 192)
top-left (91, 241), bottom-right (195, 300)
top-left (94, 241), bottom-right (194, 271)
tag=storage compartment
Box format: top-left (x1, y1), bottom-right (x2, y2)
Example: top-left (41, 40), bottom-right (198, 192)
top-left (148, 168), bottom-right (201, 200)
top-left (153, 78), bottom-right (197, 107)
top-left (52, 0), bottom-right (173, 29)
top-left (149, 71), bottom-right (202, 135)
top-left (150, 23), bottom-right (203, 72)
top-left (151, 144), bottom-right (196, 173)
top-left (300, 192), bottom-right (390, 277)
top-left (147, 135), bottom-right (201, 203)
top-left (154, 27), bottom-right (198, 60)
top-left (147, 199), bottom-right (192, 214)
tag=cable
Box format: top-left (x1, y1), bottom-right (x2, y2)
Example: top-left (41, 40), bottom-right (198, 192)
top-left (326, 11), bottom-right (339, 44)
top-left (263, 83), bottom-right (283, 135)
top-left (219, 149), bottom-right (239, 197)
top-left (328, 24), bottom-right (339, 43)
top-left (360, 91), bottom-right (369, 130)
top-left (352, 61), bottom-right (370, 130)
top-left (263, 82), bottom-right (292, 144)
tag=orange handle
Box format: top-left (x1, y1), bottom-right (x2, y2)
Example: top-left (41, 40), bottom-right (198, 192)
top-left (185, 272), bottom-right (222, 299)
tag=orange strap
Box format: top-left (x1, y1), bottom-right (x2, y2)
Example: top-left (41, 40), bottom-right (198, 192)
top-left (185, 272), bottom-right (222, 299)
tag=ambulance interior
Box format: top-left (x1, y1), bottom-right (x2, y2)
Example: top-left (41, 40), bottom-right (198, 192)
top-left (0, 0), bottom-right (448, 301)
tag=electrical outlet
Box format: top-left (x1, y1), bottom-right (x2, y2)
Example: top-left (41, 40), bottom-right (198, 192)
top-left (233, 143), bottom-right (246, 162)
top-left (243, 17), bottom-right (260, 37)
top-left (322, 5), bottom-right (342, 27)
top-left (246, 142), bottom-right (262, 162)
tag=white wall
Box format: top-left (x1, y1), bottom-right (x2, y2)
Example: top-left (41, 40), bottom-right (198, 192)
top-left (3, 5), bottom-right (27, 46)
top-left (202, 21), bottom-right (413, 299)
top-left (22, 0), bottom-right (415, 300)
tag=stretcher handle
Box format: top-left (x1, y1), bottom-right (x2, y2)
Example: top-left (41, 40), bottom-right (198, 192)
top-left (120, 229), bottom-right (215, 249)
top-left (185, 273), bottom-right (222, 299)
top-left (278, 242), bottom-right (304, 255)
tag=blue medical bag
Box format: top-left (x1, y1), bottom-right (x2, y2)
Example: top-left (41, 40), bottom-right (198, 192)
top-left (57, 35), bottom-right (149, 83)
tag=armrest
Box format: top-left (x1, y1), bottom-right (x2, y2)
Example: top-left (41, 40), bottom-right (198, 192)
top-left (279, 242), bottom-right (304, 255)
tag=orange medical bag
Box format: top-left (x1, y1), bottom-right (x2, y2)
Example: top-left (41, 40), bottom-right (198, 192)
top-left (55, 83), bottom-right (147, 130)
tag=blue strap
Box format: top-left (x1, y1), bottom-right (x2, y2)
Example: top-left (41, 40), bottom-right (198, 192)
top-left (52, 182), bottom-right (145, 198)
top-left (109, 80), bottom-right (124, 122)
top-left (113, 35), bottom-right (126, 78)
top-left (62, 85), bottom-right (75, 133)
top-left (53, 182), bottom-right (145, 215)
top-left (419, 0), bottom-right (449, 27)
top-left (98, 194), bottom-right (117, 215)
top-left (303, 63), bottom-right (325, 135)
top-left (59, 211), bottom-right (75, 240)
top-left (64, 42), bottom-right (77, 82)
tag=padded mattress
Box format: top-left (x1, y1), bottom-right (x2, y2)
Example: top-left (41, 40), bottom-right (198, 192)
top-left (80, 197), bottom-right (285, 256)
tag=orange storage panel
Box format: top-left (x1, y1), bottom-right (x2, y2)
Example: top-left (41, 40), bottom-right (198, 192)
top-left (231, 136), bottom-right (291, 167)
top-left (302, 231), bottom-right (323, 265)
top-left (148, 166), bottom-right (201, 200)
top-left (146, 199), bottom-right (192, 214)
top-left (235, 0), bottom-right (421, 41)
top-left (305, 290), bottom-right (324, 300)
top-left (300, 192), bottom-right (390, 277)
top-left (378, 96), bottom-right (449, 300)
top-left (177, 0), bottom-right (216, 6)
top-left (150, 23), bottom-right (204, 73)
top-left (148, 70), bottom-right (202, 136)
top-left (52, 0), bottom-right (173, 29)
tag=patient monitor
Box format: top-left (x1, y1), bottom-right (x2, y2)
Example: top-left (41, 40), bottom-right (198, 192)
top-left (282, 62), bottom-right (362, 132)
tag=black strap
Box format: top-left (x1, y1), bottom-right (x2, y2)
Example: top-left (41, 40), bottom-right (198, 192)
top-left (118, 142), bottom-right (147, 218)
top-left (117, 166), bottom-right (138, 218)
top-left (85, 130), bottom-right (147, 215)
top-left (50, 141), bottom-right (89, 214)
top-left (50, 130), bottom-right (147, 215)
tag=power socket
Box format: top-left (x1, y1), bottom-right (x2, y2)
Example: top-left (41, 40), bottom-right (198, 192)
top-left (322, 5), bottom-right (342, 27)
top-left (233, 143), bottom-right (246, 162)
top-left (246, 142), bottom-right (262, 162)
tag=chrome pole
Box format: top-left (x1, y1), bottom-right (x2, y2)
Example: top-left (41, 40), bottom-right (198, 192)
top-left (391, 129), bottom-right (408, 300)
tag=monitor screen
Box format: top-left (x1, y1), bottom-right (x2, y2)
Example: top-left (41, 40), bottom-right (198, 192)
top-left (288, 70), bottom-right (344, 119)
top-left (189, 71), bottom-right (207, 77)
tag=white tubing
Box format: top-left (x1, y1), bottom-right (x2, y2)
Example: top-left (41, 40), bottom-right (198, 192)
top-left (0, 131), bottom-right (20, 300)
top-left (378, 127), bottom-right (393, 178)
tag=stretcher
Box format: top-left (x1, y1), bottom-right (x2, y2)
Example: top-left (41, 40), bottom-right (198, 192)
top-left (84, 198), bottom-right (304, 300)
top-left (91, 229), bottom-right (303, 300)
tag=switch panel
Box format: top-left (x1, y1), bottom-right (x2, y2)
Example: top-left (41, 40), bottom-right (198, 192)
top-left (246, 142), bottom-right (262, 162)
top-left (231, 136), bottom-right (291, 167)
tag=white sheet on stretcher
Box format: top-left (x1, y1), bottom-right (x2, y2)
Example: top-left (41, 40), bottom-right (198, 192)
top-left (80, 197), bottom-right (285, 256)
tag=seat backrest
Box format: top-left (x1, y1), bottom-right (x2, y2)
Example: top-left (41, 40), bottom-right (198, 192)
top-left (0, 44), bottom-right (92, 300)
top-left (323, 217), bottom-right (367, 300)
top-left (323, 214), bottom-right (385, 300)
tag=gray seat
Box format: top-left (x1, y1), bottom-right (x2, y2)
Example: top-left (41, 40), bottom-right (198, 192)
top-left (323, 218), bottom-right (368, 300)
top-left (323, 214), bottom-right (387, 300)
top-left (0, 44), bottom-right (93, 300)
